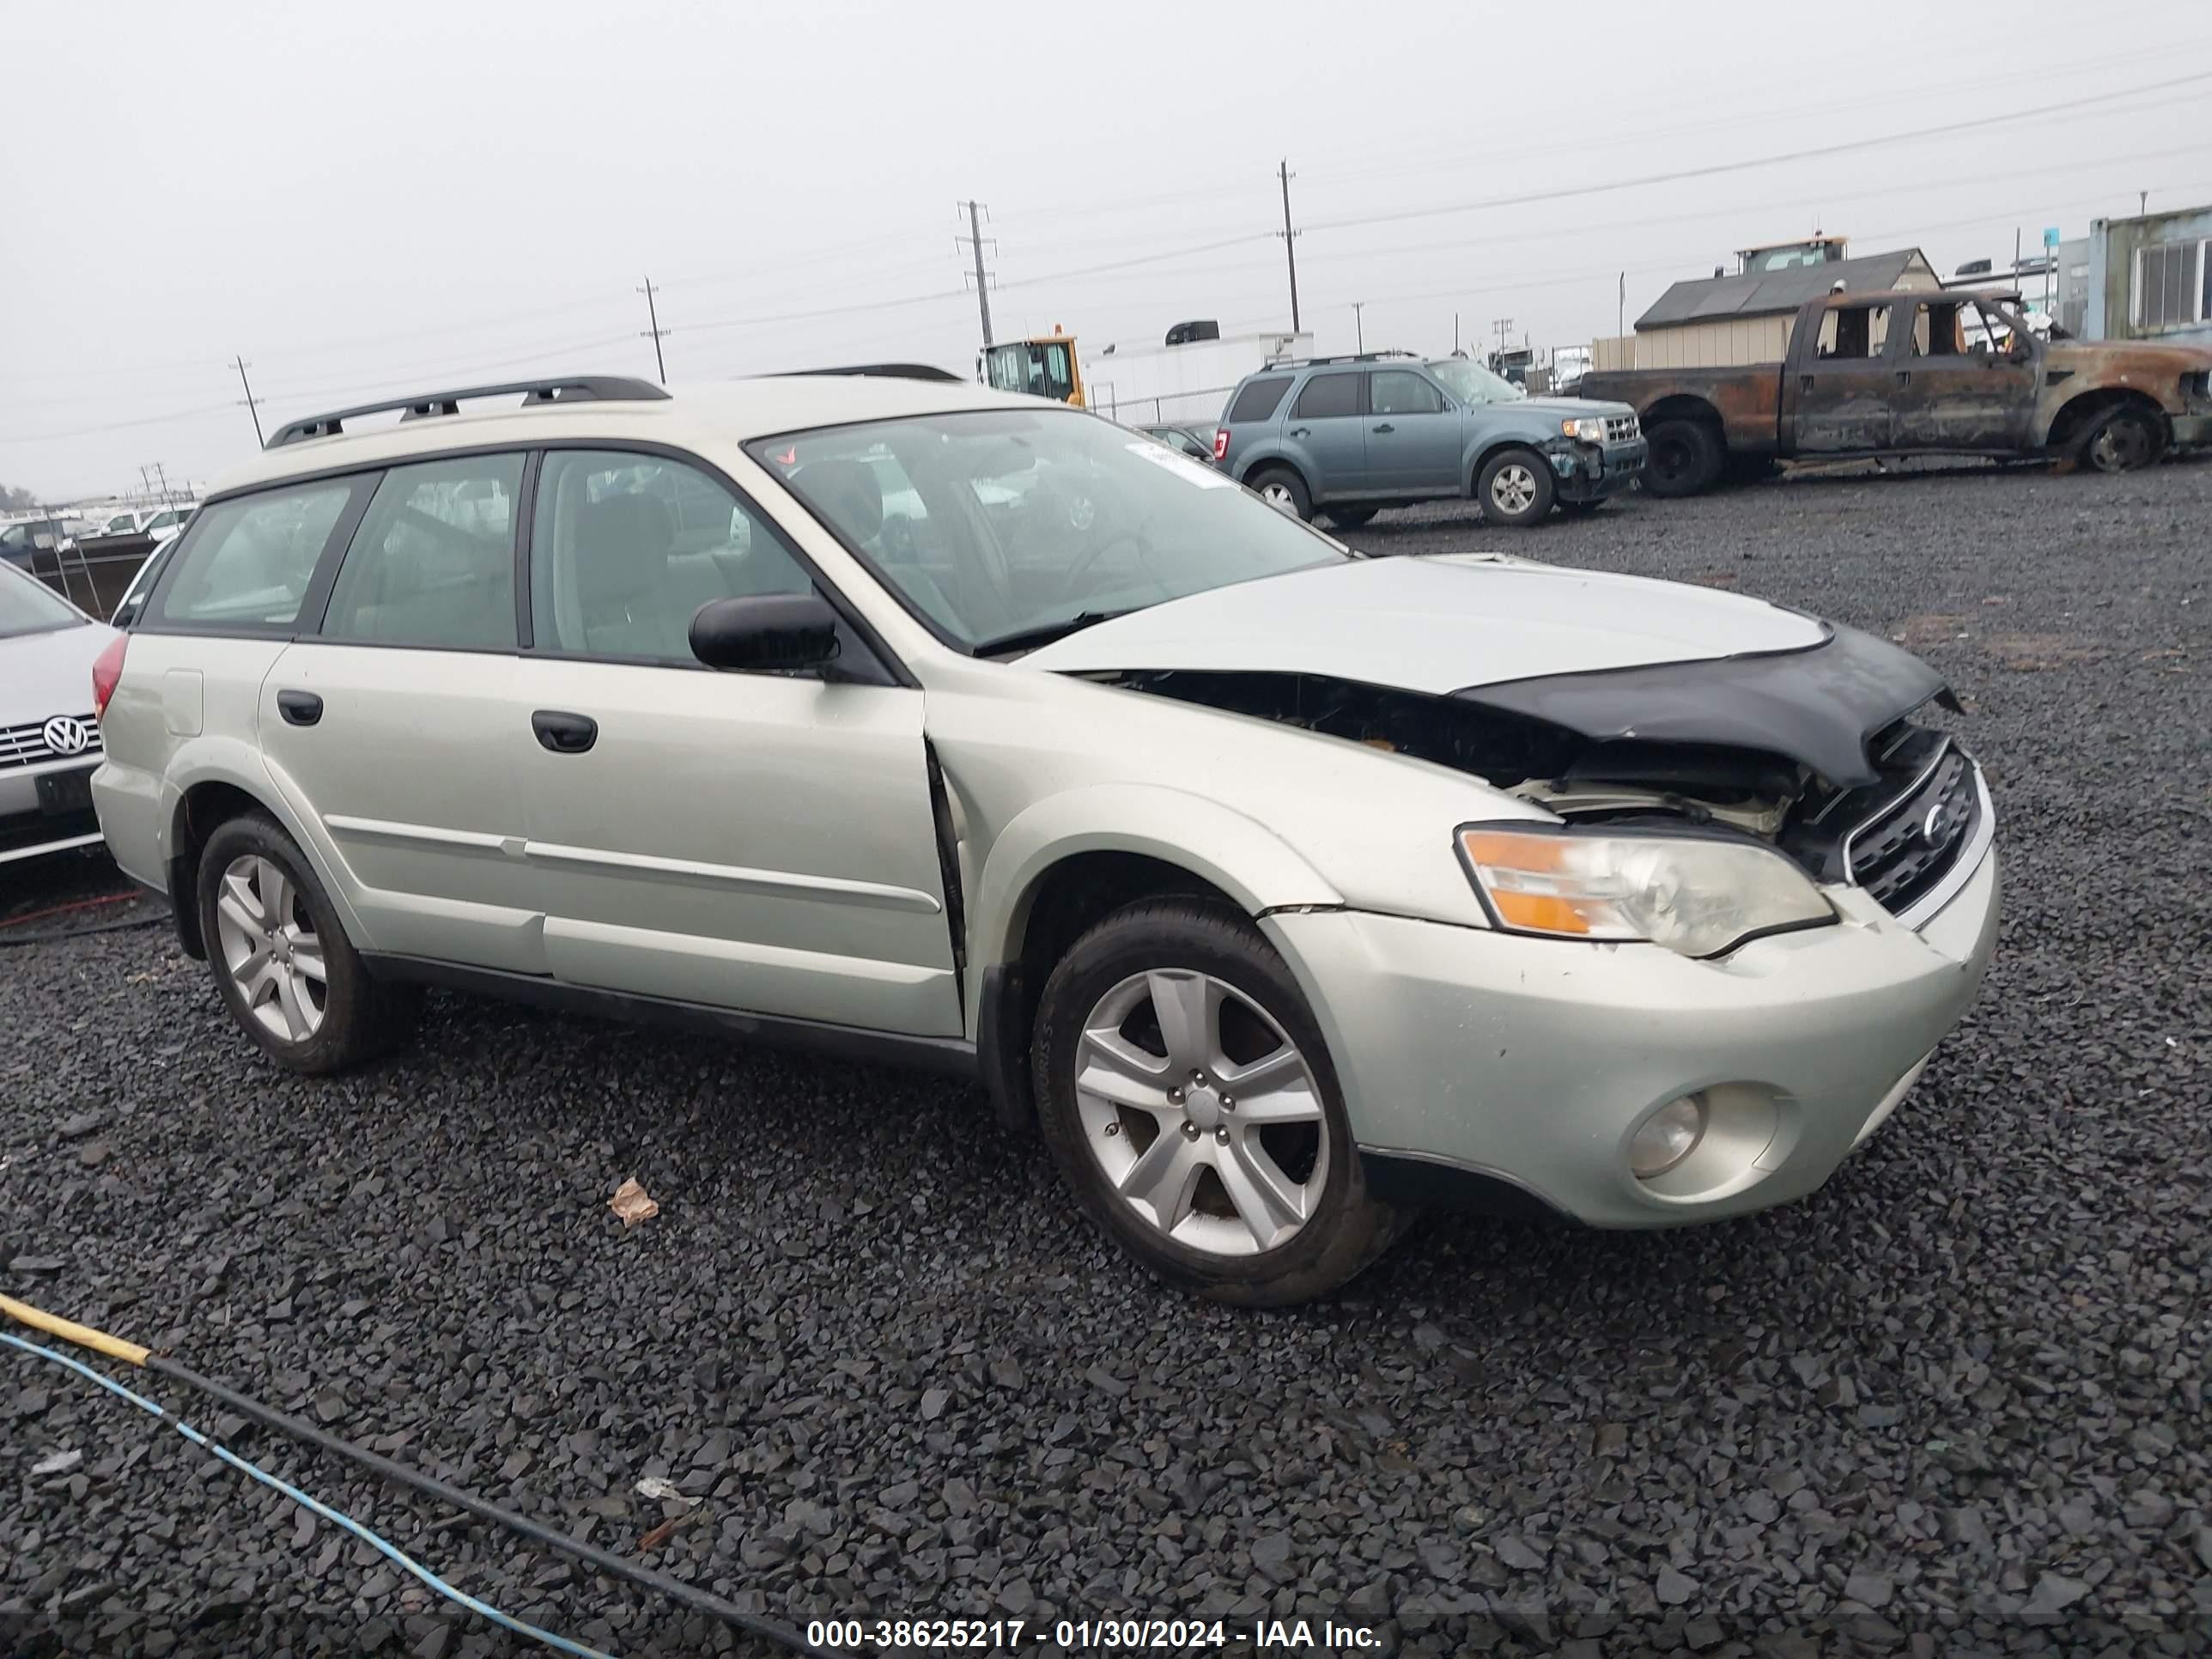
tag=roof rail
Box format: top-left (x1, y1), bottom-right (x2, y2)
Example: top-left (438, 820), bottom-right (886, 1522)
top-left (1267, 349), bottom-right (1423, 369)
top-left (774, 362), bottom-right (964, 384)
top-left (265, 376), bottom-right (671, 449)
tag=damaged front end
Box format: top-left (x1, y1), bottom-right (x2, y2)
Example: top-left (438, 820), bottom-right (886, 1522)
top-left (1093, 622), bottom-right (1984, 928)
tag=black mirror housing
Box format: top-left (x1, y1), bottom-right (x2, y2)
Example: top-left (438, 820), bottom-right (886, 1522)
top-left (690, 592), bottom-right (842, 673)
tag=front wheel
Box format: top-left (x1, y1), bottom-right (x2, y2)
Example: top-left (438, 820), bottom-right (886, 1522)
top-left (2079, 404), bottom-right (2166, 473)
top-left (197, 811), bottom-right (416, 1074)
top-left (1031, 899), bottom-right (1405, 1305)
top-left (1476, 447), bottom-right (1556, 527)
top-left (1249, 467), bottom-right (1313, 522)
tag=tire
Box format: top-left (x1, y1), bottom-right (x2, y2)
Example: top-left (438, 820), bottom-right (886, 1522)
top-left (2078, 403), bottom-right (2166, 474)
top-left (1475, 447), bottom-right (1556, 527)
top-left (1249, 466), bottom-right (1313, 522)
top-left (1644, 418), bottom-right (1725, 497)
top-left (1323, 507), bottom-right (1377, 530)
top-left (1031, 898), bottom-right (1407, 1306)
top-left (196, 811), bottom-right (416, 1074)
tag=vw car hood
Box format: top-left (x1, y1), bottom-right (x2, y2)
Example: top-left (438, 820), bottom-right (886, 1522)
top-left (0, 620), bottom-right (112, 727)
top-left (1024, 556), bottom-right (1948, 787)
top-left (1022, 556), bottom-right (1826, 690)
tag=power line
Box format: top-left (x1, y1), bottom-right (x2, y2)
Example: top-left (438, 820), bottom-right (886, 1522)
top-left (1303, 70), bottom-right (2212, 236)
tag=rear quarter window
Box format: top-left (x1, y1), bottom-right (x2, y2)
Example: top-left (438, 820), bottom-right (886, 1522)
top-left (151, 480), bottom-right (356, 630)
top-left (1226, 376), bottom-right (1293, 423)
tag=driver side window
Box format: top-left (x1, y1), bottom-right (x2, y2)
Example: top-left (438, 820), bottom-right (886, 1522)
top-left (322, 454), bottom-right (523, 650)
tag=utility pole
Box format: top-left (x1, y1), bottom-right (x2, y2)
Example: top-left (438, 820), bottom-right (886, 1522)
top-left (2138, 189), bottom-right (2148, 216)
top-left (1617, 273), bottom-right (1626, 340)
top-left (1277, 160), bottom-right (1302, 334)
top-left (1352, 301), bottom-right (1365, 353)
top-left (231, 356), bottom-right (263, 447)
top-left (957, 201), bottom-right (996, 347)
top-left (638, 277), bottom-right (670, 384)
top-left (1452, 312), bottom-right (1460, 355)
top-left (152, 461), bottom-right (170, 501)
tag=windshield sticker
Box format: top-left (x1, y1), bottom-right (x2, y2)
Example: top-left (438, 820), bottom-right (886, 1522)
top-left (1125, 440), bottom-right (1236, 489)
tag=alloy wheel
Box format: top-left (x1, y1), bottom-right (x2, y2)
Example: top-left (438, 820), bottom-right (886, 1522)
top-left (213, 854), bottom-right (327, 1042)
top-left (1258, 481), bottom-right (1297, 514)
top-left (1073, 969), bottom-right (1329, 1257)
top-left (1490, 462), bottom-right (1540, 516)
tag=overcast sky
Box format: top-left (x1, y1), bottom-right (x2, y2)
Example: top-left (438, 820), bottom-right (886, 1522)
top-left (3, 0), bottom-right (2205, 501)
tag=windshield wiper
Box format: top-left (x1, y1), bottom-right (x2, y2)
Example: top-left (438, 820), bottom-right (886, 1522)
top-left (974, 609), bottom-right (1129, 657)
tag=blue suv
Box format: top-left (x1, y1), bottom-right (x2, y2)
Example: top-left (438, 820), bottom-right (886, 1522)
top-left (1213, 352), bottom-right (1646, 529)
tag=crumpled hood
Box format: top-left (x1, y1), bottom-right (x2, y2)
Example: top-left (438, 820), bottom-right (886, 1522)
top-left (1020, 554), bottom-right (1827, 691)
top-left (1505, 394), bottom-right (1638, 422)
top-left (0, 621), bottom-right (112, 726)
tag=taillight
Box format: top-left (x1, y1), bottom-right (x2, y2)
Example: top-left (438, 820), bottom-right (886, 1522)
top-left (92, 634), bottom-right (127, 720)
top-left (1212, 428), bottom-right (1229, 461)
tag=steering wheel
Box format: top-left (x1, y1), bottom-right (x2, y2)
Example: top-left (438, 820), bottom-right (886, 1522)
top-left (1057, 528), bottom-right (1152, 599)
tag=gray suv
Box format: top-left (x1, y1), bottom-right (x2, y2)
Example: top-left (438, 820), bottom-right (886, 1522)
top-left (1214, 352), bottom-right (1646, 528)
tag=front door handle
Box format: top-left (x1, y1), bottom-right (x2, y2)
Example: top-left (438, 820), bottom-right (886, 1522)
top-left (1800, 374), bottom-right (1816, 392)
top-left (1894, 369), bottom-right (1911, 386)
top-left (276, 690), bottom-right (322, 727)
top-left (1372, 422), bottom-right (1396, 434)
top-left (532, 710), bottom-right (598, 754)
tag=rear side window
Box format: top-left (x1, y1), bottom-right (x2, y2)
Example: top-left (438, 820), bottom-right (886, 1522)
top-left (320, 454), bottom-right (524, 650)
top-left (154, 482), bottom-right (354, 629)
top-left (1226, 375), bottom-right (1292, 423)
top-left (1291, 372), bottom-right (1362, 418)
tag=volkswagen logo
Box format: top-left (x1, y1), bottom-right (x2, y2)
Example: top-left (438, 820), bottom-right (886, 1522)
top-left (41, 715), bottom-right (90, 757)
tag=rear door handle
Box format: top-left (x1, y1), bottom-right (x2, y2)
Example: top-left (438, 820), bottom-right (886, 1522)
top-left (1894, 369), bottom-right (1911, 386)
top-left (1372, 422), bottom-right (1396, 434)
top-left (1288, 426), bottom-right (1310, 438)
top-left (532, 710), bottom-right (598, 754)
top-left (276, 690), bottom-right (322, 727)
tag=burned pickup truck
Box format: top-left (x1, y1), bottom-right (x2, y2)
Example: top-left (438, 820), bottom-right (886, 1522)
top-left (1580, 289), bottom-right (2212, 495)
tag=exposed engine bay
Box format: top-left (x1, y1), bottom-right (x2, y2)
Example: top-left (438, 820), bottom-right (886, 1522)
top-left (1097, 665), bottom-right (1972, 912)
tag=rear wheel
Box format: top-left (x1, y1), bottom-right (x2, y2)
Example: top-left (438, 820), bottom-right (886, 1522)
top-left (2079, 403), bottom-right (2166, 473)
top-left (1644, 418), bottom-right (1725, 497)
top-left (1249, 467), bottom-right (1313, 522)
top-left (1032, 899), bottom-right (1405, 1305)
top-left (1323, 507), bottom-right (1377, 530)
top-left (197, 812), bottom-right (416, 1074)
top-left (1476, 447), bottom-right (1556, 527)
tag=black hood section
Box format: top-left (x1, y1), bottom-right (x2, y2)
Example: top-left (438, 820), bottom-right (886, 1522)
top-left (1452, 623), bottom-right (1954, 789)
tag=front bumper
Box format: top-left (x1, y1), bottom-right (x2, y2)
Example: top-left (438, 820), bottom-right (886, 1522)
top-left (0, 760), bottom-right (105, 866)
top-left (2169, 412), bottom-right (2212, 451)
top-left (1265, 837), bottom-right (1998, 1229)
top-left (1548, 435), bottom-right (1648, 501)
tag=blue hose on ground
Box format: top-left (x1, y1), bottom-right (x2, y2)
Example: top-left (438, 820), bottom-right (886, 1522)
top-left (2, 1329), bottom-right (614, 1659)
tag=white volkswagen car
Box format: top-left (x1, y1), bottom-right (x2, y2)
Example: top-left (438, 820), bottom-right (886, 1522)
top-left (1, 561), bottom-right (115, 866)
top-left (90, 373), bottom-right (1997, 1304)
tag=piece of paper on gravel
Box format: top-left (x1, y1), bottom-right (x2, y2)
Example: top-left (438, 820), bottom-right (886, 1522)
top-left (634, 1475), bottom-right (695, 1508)
top-left (608, 1177), bottom-right (659, 1227)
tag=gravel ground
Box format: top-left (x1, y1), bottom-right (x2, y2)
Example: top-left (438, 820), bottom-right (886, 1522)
top-left (3, 459), bottom-right (2208, 1659)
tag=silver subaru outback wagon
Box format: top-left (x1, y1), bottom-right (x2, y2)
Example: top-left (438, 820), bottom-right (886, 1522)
top-left (92, 372), bottom-right (1997, 1305)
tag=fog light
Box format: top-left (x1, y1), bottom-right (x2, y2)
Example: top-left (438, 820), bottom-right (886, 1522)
top-left (1630, 1095), bottom-right (1707, 1179)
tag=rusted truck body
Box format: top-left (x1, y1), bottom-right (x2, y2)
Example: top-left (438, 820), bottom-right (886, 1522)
top-left (1579, 289), bottom-right (2212, 495)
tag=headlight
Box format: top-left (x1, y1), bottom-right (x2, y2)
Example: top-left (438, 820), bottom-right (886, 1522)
top-left (1559, 415), bottom-right (1611, 440)
top-left (1457, 826), bottom-right (1835, 958)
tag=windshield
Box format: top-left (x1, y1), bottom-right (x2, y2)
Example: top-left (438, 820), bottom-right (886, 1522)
top-left (1426, 359), bottom-right (1525, 404)
top-left (752, 409), bottom-right (1345, 653)
top-left (0, 562), bottom-right (87, 639)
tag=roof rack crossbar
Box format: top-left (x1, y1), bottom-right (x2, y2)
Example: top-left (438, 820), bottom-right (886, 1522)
top-left (1266, 349), bottom-right (1423, 369)
top-left (772, 362), bottom-right (964, 384)
top-left (265, 376), bottom-right (671, 449)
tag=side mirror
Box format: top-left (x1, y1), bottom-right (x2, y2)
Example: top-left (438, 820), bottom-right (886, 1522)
top-left (690, 592), bottom-right (842, 673)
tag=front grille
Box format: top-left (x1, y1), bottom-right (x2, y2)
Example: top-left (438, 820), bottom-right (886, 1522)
top-left (0, 713), bottom-right (103, 772)
top-left (1844, 744), bottom-right (1979, 915)
top-left (1606, 415), bottom-right (1640, 443)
